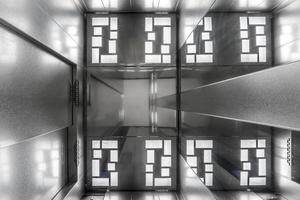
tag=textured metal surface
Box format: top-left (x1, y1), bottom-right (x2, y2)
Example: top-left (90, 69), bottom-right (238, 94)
top-left (0, 25), bottom-right (72, 147)
top-left (179, 155), bottom-right (216, 200)
top-left (158, 62), bottom-right (300, 131)
top-left (0, 0), bottom-right (84, 65)
top-left (178, 0), bottom-right (215, 47)
top-left (82, 0), bottom-right (179, 12)
top-left (0, 128), bottom-right (68, 200)
top-left (181, 66), bottom-right (269, 92)
top-left (273, 0), bottom-right (300, 65)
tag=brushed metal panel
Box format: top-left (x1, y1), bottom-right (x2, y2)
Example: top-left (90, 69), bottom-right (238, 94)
top-left (0, 26), bottom-right (72, 147)
top-left (0, 0), bottom-right (83, 64)
top-left (87, 74), bottom-right (123, 136)
top-left (179, 155), bottom-right (216, 200)
top-left (181, 66), bottom-right (269, 91)
top-left (178, 0), bottom-right (215, 47)
top-left (158, 62), bottom-right (300, 131)
top-left (157, 78), bottom-right (176, 128)
top-left (0, 128), bottom-right (68, 200)
top-left (123, 79), bottom-right (150, 126)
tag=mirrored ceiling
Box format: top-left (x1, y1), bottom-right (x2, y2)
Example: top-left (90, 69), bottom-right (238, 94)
top-left (81, 0), bottom-right (295, 12)
top-left (82, 0), bottom-right (181, 12)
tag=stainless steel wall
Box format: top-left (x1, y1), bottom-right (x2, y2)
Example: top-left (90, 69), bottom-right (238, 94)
top-left (0, 0), bottom-right (85, 199)
top-left (178, 0), bottom-right (215, 47)
top-left (273, 1), bottom-right (300, 198)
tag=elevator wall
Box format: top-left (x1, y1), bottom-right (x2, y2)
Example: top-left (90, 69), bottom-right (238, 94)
top-left (0, 0), bottom-right (85, 199)
top-left (273, 0), bottom-right (300, 198)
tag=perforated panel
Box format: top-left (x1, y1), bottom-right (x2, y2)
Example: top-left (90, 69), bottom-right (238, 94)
top-left (87, 134), bottom-right (177, 191)
top-left (184, 16), bottom-right (214, 64)
top-left (240, 139), bottom-right (267, 186)
top-left (184, 139), bottom-right (214, 186)
top-left (87, 14), bottom-right (176, 66)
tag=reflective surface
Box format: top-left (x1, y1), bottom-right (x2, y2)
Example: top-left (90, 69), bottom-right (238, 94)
top-left (178, 0), bottom-right (215, 47)
top-left (179, 155), bottom-right (216, 200)
top-left (274, 0), bottom-right (300, 65)
top-left (0, 129), bottom-right (68, 200)
top-left (159, 62), bottom-right (300, 131)
top-left (0, 25), bottom-right (72, 147)
top-left (0, 0), bottom-right (84, 65)
top-left (83, 0), bottom-right (180, 12)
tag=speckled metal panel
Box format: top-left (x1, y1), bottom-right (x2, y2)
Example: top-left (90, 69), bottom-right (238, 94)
top-left (158, 62), bottom-right (300, 131)
top-left (0, 25), bottom-right (72, 147)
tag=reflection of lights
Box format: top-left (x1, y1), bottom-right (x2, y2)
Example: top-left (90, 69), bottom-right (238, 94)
top-left (0, 149), bottom-right (10, 184)
top-left (145, 0), bottom-right (171, 9)
top-left (67, 26), bottom-right (78, 35)
top-left (38, 163), bottom-right (47, 171)
top-left (184, 26), bottom-right (194, 42)
top-left (239, 0), bottom-right (266, 8)
top-left (159, 0), bottom-right (172, 8)
top-left (35, 151), bottom-right (44, 162)
top-left (0, 30), bottom-right (17, 65)
top-left (35, 140), bottom-right (62, 185)
top-left (277, 17), bottom-right (300, 63)
top-left (102, 0), bottom-right (118, 8)
top-left (91, 0), bottom-right (104, 8)
top-left (52, 160), bottom-right (59, 177)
